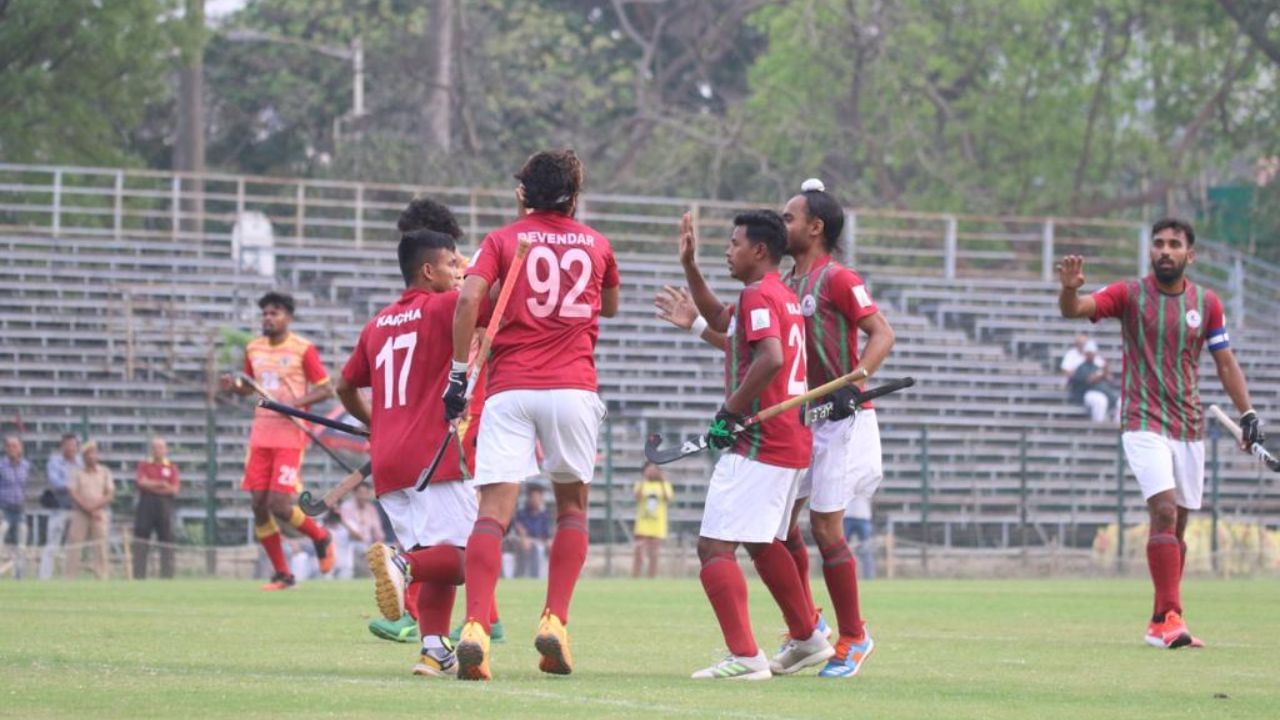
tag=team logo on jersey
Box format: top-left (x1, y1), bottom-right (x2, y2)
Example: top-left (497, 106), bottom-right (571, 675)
top-left (1185, 309), bottom-right (1202, 329)
top-left (800, 295), bottom-right (817, 317)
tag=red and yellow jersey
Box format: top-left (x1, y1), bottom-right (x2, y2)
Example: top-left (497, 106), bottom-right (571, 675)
top-left (243, 333), bottom-right (330, 449)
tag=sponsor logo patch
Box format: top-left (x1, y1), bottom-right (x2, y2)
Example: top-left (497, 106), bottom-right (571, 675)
top-left (750, 307), bottom-right (771, 331)
top-left (853, 285), bottom-right (872, 308)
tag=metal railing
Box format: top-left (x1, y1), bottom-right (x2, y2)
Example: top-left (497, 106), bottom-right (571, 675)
top-left (1, 162), bottom-right (1277, 327)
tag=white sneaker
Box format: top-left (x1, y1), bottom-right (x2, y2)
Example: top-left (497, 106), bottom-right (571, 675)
top-left (691, 650), bottom-right (771, 680)
top-left (770, 629), bottom-right (835, 675)
top-left (366, 543), bottom-right (407, 620)
top-left (413, 635), bottom-right (458, 678)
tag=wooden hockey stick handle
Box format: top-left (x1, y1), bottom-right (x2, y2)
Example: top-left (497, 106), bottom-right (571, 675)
top-left (747, 367), bottom-right (870, 426)
top-left (465, 237), bottom-right (532, 401)
top-left (1208, 404), bottom-right (1243, 443)
top-left (300, 460), bottom-right (373, 516)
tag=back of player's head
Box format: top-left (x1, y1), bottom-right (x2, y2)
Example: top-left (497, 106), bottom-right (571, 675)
top-left (798, 179), bottom-right (845, 253)
top-left (397, 196), bottom-right (463, 238)
top-left (398, 229), bottom-right (457, 286)
top-left (258, 291), bottom-right (295, 316)
top-left (734, 209), bottom-right (788, 264)
top-left (1151, 217), bottom-right (1195, 246)
top-left (515, 149), bottom-right (584, 214)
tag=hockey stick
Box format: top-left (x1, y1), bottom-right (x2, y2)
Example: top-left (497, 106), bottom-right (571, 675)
top-left (256, 397), bottom-right (370, 437)
top-left (803, 376), bottom-right (916, 425)
top-left (298, 460), bottom-right (374, 516)
top-left (236, 372), bottom-right (356, 474)
top-left (645, 367), bottom-right (871, 465)
top-left (416, 237), bottom-right (533, 491)
top-left (1208, 404), bottom-right (1280, 472)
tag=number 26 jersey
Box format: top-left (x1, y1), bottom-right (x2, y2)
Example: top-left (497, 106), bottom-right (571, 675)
top-left (466, 210), bottom-right (620, 395)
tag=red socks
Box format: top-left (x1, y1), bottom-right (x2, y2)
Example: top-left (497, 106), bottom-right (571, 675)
top-left (406, 545), bottom-right (465, 586)
top-left (1147, 531), bottom-right (1182, 620)
top-left (258, 531), bottom-right (289, 575)
top-left (545, 511), bottom-right (589, 623)
top-left (415, 579), bottom-right (456, 636)
top-left (464, 516), bottom-right (506, 632)
top-left (784, 526), bottom-right (817, 622)
top-left (404, 582), bottom-right (420, 621)
top-left (700, 552), bottom-right (757, 657)
top-left (751, 541), bottom-right (814, 640)
top-left (288, 507), bottom-right (328, 542)
top-left (820, 541), bottom-right (864, 640)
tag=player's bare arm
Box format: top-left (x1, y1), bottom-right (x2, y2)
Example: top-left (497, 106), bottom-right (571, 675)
top-left (1210, 347), bottom-right (1264, 451)
top-left (335, 376), bottom-right (372, 427)
top-left (291, 378), bottom-right (335, 407)
top-left (452, 274), bottom-right (490, 364)
top-left (655, 285), bottom-right (727, 350)
top-left (855, 311), bottom-right (896, 377)
top-left (1057, 255), bottom-right (1097, 319)
top-left (601, 285), bottom-right (620, 318)
top-left (724, 336), bottom-right (784, 415)
top-left (678, 212), bottom-right (731, 332)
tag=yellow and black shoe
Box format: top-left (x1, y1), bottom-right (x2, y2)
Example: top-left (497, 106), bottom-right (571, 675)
top-left (455, 620), bottom-right (492, 681)
top-left (366, 543), bottom-right (407, 621)
top-left (534, 609), bottom-right (573, 675)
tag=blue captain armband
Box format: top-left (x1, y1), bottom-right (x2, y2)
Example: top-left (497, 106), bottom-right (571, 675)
top-left (1207, 326), bottom-right (1230, 351)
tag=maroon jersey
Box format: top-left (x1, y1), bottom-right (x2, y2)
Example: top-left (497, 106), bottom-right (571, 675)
top-left (342, 288), bottom-right (465, 493)
top-left (1091, 276), bottom-right (1229, 441)
top-left (466, 211), bottom-right (620, 396)
top-left (784, 255), bottom-right (880, 408)
top-left (725, 272), bottom-right (812, 468)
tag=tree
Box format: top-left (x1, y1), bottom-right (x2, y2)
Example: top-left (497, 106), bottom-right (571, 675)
top-left (0, 0), bottom-right (185, 166)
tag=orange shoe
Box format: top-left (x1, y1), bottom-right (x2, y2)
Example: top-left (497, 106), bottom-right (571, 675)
top-left (1145, 611), bottom-right (1192, 649)
top-left (455, 620), bottom-right (492, 681)
top-left (534, 609), bottom-right (573, 675)
top-left (315, 531), bottom-right (336, 574)
top-left (260, 572), bottom-right (296, 591)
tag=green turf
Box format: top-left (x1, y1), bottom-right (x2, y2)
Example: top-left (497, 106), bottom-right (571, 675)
top-left (1, 576), bottom-right (1277, 719)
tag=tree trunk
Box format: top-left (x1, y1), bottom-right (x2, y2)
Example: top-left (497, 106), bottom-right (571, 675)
top-left (174, 0), bottom-right (204, 174)
top-left (424, 0), bottom-right (455, 154)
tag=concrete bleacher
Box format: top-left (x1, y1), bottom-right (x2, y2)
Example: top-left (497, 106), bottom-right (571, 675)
top-left (4, 163), bottom-right (1279, 551)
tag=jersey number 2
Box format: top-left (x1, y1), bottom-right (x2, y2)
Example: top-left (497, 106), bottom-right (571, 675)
top-left (526, 246), bottom-right (592, 319)
top-left (787, 324), bottom-right (808, 396)
top-left (374, 332), bottom-right (417, 409)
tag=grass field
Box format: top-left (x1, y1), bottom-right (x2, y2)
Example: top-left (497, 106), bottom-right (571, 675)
top-left (2, 576), bottom-right (1277, 719)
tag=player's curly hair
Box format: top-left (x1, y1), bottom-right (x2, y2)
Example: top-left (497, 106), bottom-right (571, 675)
top-left (734, 210), bottom-right (788, 264)
top-left (1152, 217), bottom-right (1195, 246)
top-left (801, 188), bottom-right (845, 254)
top-left (258, 291), bottom-right (295, 316)
top-left (515, 149), bottom-right (584, 214)
top-left (397, 196), bottom-right (463, 238)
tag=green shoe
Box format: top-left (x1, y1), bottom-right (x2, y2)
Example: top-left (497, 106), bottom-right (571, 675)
top-left (369, 615), bottom-right (419, 643)
top-left (450, 619), bottom-right (505, 644)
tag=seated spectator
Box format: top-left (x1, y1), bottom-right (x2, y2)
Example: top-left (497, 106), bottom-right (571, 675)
top-left (511, 484), bottom-right (552, 578)
top-left (1061, 333), bottom-right (1107, 378)
top-left (1067, 341), bottom-right (1119, 422)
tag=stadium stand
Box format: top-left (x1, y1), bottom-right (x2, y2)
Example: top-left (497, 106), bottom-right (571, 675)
top-left (1, 164), bottom-right (1277, 567)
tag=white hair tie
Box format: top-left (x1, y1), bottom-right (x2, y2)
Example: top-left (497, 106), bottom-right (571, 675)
top-left (801, 178), bottom-right (825, 192)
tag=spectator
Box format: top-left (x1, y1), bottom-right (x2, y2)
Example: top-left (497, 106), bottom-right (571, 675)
top-left (1060, 333), bottom-right (1107, 378)
top-left (1068, 341), bottom-right (1119, 422)
top-left (39, 433), bottom-right (81, 579)
top-left (133, 436), bottom-right (179, 579)
top-left (511, 484), bottom-right (552, 578)
top-left (66, 440), bottom-right (114, 579)
top-left (1, 435), bottom-right (30, 578)
top-left (322, 511), bottom-right (350, 580)
top-left (843, 495), bottom-right (876, 580)
top-left (337, 483), bottom-right (383, 579)
top-left (632, 462), bottom-right (673, 578)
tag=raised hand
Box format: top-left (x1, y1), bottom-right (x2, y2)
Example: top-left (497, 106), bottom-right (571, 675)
top-left (1058, 255), bottom-right (1086, 290)
top-left (655, 286), bottom-right (698, 330)
top-left (678, 211), bottom-right (698, 267)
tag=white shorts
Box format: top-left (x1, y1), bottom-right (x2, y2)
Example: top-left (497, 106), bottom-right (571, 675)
top-left (1122, 431), bottom-right (1205, 509)
top-left (798, 410), bottom-right (883, 513)
top-left (473, 388), bottom-right (605, 487)
top-left (700, 454), bottom-right (805, 544)
top-left (377, 482), bottom-right (477, 549)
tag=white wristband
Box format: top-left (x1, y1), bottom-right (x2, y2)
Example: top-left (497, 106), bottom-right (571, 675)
top-left (451, 360), bottom-right (469, 374)
top-left (689, 316), bottom-right (708, 337)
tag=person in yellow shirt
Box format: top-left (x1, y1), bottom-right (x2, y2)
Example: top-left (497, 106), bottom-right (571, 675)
top-left (632, 462), bottom-right (674, 578)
